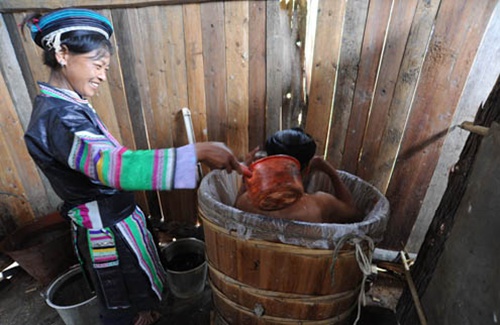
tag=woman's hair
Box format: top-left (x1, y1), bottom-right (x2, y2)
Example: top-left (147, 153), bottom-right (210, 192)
top-left (43, 31), bottom-right (113, 68)
top-left (21, 12), bottom-right (114, 69)
top-left (265, 128), bottom-right (317, 170)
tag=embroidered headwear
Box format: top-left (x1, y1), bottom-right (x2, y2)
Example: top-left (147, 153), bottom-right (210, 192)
top-left (28, 8), bottom-right (113, 52)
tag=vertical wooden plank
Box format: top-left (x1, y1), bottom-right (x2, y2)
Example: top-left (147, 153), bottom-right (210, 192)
top-left (326, 0), bottom-right (369, 167)
top-left (154, 5), bottom-right (192, 223)
top-left (357, 0), bottom-right (419, 181)
top-left (382, 0), bottom-right (497, 250)
top-left (303, 0), bottom-right (318, 96)
top-left (265, 0), bottom-right (282, 137)
top-left (112, 8), bottom-right (160, 218)
top-left (104, 9), bottom-right (137, 149)
top-left (370, 0), bottom-right (441, 193)
top-left (406, 1), bottom-right (500, 254)
top-left (162, 5), bottom-right (189, 146)
top-left (136, 6), bottom-right (165, 149)
top-left (105, 8), bottom-right (149, 214)
top-left (340, 0), bottom-right (393, 173)
top-left (201, 2), bottom-right (227, 142)
top-left (248, 1), bottom-right (266, 151)
top-left (12, 13), bottom-right (49, 93)
top-left (183, 3), bottom-right (208, 144)
top-left (112, 8), bottom-right (152, 150)
top-left (5, 13), bottom-right (47, 221)
top-left (0, 133), bottom-right (34, 228)
top-left (139, 5), bottom-right (188, 150)
top-left (304, 0), bottom-right (346, 156)
top-left (2, 13), bottom-right (38, 101)
top-left (0, 69), bottom-right (46, 222)
top-left (1, 14), bottom-right (61, 211)
top-left (0, 14), bottom-right (32, 129)
top-left (224, 1), bottom-right (249, 160)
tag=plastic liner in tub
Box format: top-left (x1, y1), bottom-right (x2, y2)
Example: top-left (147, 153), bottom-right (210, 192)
top-left (197, 169), bottom-right (390, 249)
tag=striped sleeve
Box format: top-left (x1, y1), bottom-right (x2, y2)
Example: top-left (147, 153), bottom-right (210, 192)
top-left (67, 130), bottom-right (197, 190)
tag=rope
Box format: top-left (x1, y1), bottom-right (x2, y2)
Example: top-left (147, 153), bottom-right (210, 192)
top-left (330, 233), bottom-right (374, 325)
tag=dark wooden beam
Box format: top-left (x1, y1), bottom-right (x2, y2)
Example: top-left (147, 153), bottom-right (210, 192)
top-left (0, 0), bottom-right (260, 13)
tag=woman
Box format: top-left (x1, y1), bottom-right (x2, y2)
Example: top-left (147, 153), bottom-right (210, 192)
top-left (235, 128), bottom-right (363, 223)
top-left (23, 8), bottom-right (249, 325)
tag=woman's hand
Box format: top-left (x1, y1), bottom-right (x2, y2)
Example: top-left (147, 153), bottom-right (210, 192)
top-left (195, 142), bottom-right (252, 177)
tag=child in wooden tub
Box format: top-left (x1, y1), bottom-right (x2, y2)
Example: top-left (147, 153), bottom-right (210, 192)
top-left (235, 128), bottom-right (363, 224)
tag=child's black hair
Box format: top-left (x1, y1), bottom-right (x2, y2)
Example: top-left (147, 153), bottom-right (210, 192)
top-left (265, 128), bottom-right (317, 170)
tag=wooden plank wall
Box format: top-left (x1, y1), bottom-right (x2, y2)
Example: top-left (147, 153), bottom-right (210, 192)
top-left (304, 0), bottom-right (498, 250)
top-left (0, 0), bottom-right (498, 251)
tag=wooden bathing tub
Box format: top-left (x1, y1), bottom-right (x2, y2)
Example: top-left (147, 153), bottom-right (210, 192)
top-left (198, 170), bottom-right (389, 324)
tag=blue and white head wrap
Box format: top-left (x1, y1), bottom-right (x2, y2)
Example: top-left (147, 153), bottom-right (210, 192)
top-left (29, 8), bottom-right (113, 52)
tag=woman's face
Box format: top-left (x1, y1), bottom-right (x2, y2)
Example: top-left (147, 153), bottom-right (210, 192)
top-left (60, 49), bottom-right (110, 98)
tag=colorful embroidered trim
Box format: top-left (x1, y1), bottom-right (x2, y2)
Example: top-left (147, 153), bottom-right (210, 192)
top-left (88, 228), bottom-right (119, 268)
top-left (68, 130), bottom-right (176, 191)
top-left (116, 208), bottom-right (166, 299)
top-left (39, 82), bottom-right (89, 105)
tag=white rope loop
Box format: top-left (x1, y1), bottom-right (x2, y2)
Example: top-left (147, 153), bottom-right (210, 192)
top-left (330, 233), bottom-right (375, 325)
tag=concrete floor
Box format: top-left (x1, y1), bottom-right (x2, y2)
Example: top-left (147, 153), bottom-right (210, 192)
top-left (0, 265), bottom-right (212, 325)
top-left (0, 263), bottom-right (401, 325)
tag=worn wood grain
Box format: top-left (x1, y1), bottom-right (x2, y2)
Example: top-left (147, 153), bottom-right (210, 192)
top-left (139, 6), bottom-right (166, 149)
top-left (265, 0), bottom-right (282, 138)
top-left (102, 10), bottom-right (137, 149)
top-left (381, 0), bottom-right (497, 250)
top-left (326, 0), bottom-right (369, 167)
top-left (305, 0), bottom-right (346, 156)
top-left (183, 3), bottom-right (208, 144)
top-left (0, 0), bottom-right (498, 250)
top-left (370, 0), bottom-right (441, 193)
top-left (201, 2), bottom-right (227, 143)
top-left (0, 70), bottom-right (43, 223)
top-left (0, 15), bottom-right (32, 130)
top-left (163, 5), bottom-right (189, 145)
top-left (340, 0), bottom-right (393, 173)
top-left (112, 8), bottom-right (160, 218)
top-left (0, 0), bottom-right (232, 12)
top-left (0, 14), bottom-right (62, 211)
top-left (247, 1), bottom-right (266, 151)
top-left (157, 5), bottom-right (196, 223)
top-left (225, 1), bottom-right (249, 160)
top-left (357, 0), bottom-right (419, 182)
top-left (407, 2), bottom-right (500, 254)
top-left (1, 13), bottom-right (38, 101)
top-left (112, 8), bottom-right (151, 150)
top-left (11, 13), bottom-right (49, 94)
